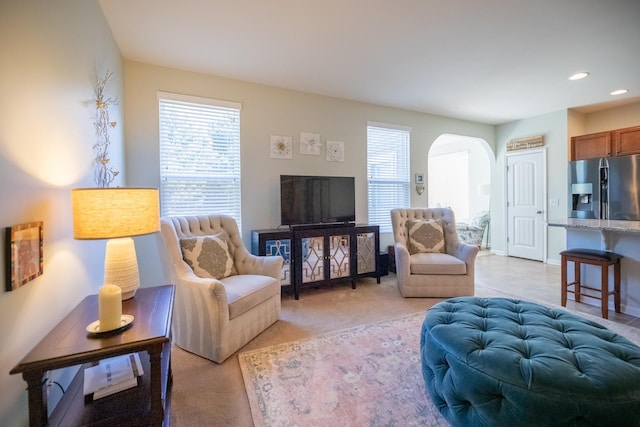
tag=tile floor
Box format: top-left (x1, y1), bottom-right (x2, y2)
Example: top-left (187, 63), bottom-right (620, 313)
top-left (475, 252), bottom-right (640, 328)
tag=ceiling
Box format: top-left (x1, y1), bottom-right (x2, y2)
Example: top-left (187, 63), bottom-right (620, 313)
top-left (98, 0), bottom-right (640, 125)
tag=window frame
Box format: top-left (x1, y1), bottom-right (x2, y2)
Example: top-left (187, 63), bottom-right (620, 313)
top-left (158, 91), bottom-right (242, 227)
top-left (366, 122), bottom-right (411, 233)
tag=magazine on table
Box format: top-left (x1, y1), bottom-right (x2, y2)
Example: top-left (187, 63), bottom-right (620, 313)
top-left (83, 352), bottom-right (143, 400)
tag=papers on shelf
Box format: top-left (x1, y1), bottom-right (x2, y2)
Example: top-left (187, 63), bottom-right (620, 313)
top-left (84, 353), bottom-right (143, 400)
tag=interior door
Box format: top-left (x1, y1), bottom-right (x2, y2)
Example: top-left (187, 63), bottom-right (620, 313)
top-left (506, 150), bottom-right (545, 261)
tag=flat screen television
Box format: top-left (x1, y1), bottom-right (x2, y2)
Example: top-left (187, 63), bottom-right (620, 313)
top-left (280, 175), bottom-right (356, 226)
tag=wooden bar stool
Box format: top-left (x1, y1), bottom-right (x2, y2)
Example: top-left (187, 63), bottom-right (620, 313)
top-left (560, 249), bottom-right (622, 319)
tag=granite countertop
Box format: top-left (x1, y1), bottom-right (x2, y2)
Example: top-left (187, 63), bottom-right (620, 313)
top-left (547, 218), bottom-right (640, 233)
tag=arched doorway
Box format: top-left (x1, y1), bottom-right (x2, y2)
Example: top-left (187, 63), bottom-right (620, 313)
top-left (428, 134), bottom-right (494, 246)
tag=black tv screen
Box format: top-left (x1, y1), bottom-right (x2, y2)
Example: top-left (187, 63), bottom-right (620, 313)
top-left (280, 175), bottom-right (356, 226)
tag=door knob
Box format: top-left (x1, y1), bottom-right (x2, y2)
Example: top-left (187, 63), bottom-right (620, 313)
top-left (536, 210), bottom-right (544, 214)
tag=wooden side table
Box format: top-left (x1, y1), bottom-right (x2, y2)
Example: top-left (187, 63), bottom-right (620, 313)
top-left (10, 285), bottom-right (175, 427)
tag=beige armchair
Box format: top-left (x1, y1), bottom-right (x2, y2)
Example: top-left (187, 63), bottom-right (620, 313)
top-left (390, 208), bottom-right (478, 297)
top-left (158, 215), bottom-right (283, 363)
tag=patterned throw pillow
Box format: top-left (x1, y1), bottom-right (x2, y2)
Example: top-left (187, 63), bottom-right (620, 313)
top-left (180, 232), bottom-right (237, 279)
top-left (407, 219), bottom-right (445, 254)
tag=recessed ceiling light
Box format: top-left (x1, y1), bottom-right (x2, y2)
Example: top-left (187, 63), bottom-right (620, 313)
top-left (569, 72), bottom-right (589, 80)
top-left (610, 89), bottom-right (629, 96)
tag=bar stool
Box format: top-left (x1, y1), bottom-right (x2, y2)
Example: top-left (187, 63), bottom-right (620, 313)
top-left (560, 249), bottom-right (622, 319)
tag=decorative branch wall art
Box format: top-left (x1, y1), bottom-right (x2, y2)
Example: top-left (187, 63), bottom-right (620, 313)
top-left (93, 70), bottom-right (120, 187)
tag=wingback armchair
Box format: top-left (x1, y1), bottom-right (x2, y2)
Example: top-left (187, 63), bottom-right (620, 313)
top-left (158, 215), bottom-right (283, 363)
top-left (390, 208), bottom-right (479, 297)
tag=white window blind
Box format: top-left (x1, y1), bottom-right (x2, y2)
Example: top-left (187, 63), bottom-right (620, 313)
top-left (367, 123), bottom-right (410, 232)
top-left (158, 92), bottom-right (242, 227)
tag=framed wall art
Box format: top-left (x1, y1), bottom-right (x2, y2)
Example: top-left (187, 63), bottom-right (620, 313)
top-left (300, 132), bottom-right (321, 155)
top-left (5, 221), bottom-right (43, 291)
top-left (326, 140), bottom-right (344, 162)
top-left (270, 135), bottom-right (292, 159)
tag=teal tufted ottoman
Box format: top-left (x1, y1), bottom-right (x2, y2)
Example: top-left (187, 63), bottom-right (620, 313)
top-left (421, 297), bottom-right (640, 427)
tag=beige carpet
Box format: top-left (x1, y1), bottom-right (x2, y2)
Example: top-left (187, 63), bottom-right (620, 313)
top-left (238, 289), bottom-right (640, 427)
top-left (169, 255), bottom-right (640, 426)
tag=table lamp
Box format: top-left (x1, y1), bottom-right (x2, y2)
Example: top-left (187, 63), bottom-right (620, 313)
top-left (72, 188), bottom-right (160, 299)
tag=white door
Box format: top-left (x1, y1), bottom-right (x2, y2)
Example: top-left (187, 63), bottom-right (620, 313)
top-left (506, 150), bottom-right (545, 261)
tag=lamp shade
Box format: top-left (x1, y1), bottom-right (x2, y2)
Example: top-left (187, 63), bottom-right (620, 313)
top-left (72, 188), bottom-right (160, 239)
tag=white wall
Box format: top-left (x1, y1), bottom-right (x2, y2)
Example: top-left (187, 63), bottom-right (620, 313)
top-left (123, 61), bottom-right (496, 282)
top-left (495, 110), bottom-right (569, 263)
top-left (0, 1), bottom-right (123, 425)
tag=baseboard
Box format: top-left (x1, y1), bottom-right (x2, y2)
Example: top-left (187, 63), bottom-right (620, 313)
top-left (485, 250), bottom-right (562, 267)
top-left (565, 295), bottom-right (640, 318)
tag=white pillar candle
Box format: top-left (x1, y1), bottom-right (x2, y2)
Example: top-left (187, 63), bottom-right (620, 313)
top-left (98, 284), bottom-right (122, 331)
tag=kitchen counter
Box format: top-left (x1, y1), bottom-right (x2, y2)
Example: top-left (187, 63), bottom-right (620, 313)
top-left (548, 218), bottom-right (640, 233)
top-left (549, 218), bottom-right (640, 318)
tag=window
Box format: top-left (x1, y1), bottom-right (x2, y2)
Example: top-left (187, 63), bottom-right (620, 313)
top-left (367, 123), bottom-right (410, 232)
top-left (158, 92), bottom-right (242, 227)
top-left (428, 151), bottom-right (470, 220)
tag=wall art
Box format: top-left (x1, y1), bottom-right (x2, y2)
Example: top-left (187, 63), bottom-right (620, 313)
top-left (93, 70), bottom-right (120, 188)
top-left (326, 140), bottom-right (344, 162)
top-left (270, 135), bottom-right (292, 159)
top-left (300, 132), bottom-right (321, 155)
top-left (5, 221), bottom-right (43, 291)
top-left (507, 135), bottom-right (544, 152)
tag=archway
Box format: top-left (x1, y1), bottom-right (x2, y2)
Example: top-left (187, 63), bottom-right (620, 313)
top-left (428, 134), bottom-right (494, 245)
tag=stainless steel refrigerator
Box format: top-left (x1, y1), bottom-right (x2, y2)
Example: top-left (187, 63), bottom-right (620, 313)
top-left (569, 154), bottom-right (640, 220)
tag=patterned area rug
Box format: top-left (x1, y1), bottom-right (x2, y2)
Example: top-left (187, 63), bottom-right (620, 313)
top-left (239, 312), bottom-right (441, 426)
top-left (239, 295), bottom-right (640, 427)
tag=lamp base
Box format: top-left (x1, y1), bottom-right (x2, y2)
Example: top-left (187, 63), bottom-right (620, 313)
top-left (121, 289), bottom-right (137, 300)
top-left (104, 237), bottom-right (140, 300)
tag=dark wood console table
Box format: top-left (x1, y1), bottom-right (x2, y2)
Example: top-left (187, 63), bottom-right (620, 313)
top-left (252, 224), bottom-right (380, 299)
top-left (10, 285), bottom-right (175, 427)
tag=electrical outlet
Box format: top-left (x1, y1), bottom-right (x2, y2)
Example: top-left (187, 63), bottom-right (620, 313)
top-left (550, 198), bottom-right (559, 206)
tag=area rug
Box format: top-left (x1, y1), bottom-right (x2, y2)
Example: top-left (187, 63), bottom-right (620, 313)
top-left (239, 294), bottom-right (640, 427)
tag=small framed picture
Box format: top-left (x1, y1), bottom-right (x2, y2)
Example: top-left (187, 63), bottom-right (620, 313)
top-left (270, 135), bottom-right (292, 159)
top-left (5, 221), bottom-right (43, 291)
top-left (300, 132), bottom-right (321, 156)
top-left (415, 173), bottom-right (424, 184)
top-left (326, 140), bottom-right (344, 162)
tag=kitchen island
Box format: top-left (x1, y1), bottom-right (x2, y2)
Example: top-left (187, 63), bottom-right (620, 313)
top-left (548, 218), bottom-right (640, 317)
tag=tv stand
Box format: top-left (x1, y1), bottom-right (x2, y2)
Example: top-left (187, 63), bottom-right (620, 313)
top-left (252, 224), bottom-right (380, 299)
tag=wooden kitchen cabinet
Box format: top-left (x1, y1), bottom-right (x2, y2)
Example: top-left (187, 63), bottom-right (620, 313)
top-left (570, 131), bottom-right (611, 160)
top-left (613, 125), bottom-right (640, 156)
top-left (571, 125), bottom-right (640, 160)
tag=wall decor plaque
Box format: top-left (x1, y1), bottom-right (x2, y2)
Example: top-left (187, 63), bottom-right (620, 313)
top-left (5, 221), bottom-right (43, 291)
top-left (506, 135), bottom-right (544, 152)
